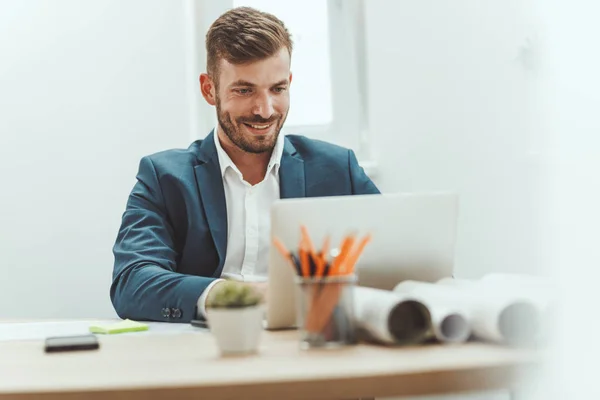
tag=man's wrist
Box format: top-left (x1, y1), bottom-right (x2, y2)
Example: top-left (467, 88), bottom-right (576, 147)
top-left (196, 279), bottom-right (225, 319)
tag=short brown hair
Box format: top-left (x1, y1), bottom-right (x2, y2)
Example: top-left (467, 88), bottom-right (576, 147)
top-left (206, 7), bottom-right (293, 81)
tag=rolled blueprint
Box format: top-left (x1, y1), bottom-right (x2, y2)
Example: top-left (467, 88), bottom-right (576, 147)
top-left (393, 280), bottom-right (540, 345)
top-left (352, 286), bottom-right (432, 345)
top-left (437, 274), bottom-right (553, 309)
top-left (478, 273), bottom-right (554, 310)
top-left (437, 274), bottom-right (554, 343)
top-left (390, 287), bottom-right (470, 344)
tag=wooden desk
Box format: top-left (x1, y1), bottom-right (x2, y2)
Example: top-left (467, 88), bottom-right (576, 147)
top-left (0, 327), bottom-right (540, 399)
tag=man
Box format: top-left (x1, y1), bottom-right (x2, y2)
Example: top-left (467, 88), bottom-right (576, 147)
top-left (110, 7), bottom-right (380, 323)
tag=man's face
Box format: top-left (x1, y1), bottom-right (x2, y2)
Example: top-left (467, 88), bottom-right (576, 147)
top-left (214, 48), bottom-right (291, 154)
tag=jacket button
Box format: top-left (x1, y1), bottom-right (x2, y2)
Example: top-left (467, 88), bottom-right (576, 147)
top-left (171, 308), bottom-right (182, 319)
top-left (161, 307), bottom-right (171, 318)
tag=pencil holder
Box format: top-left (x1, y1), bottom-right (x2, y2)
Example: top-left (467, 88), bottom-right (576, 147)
top-left (295, 274), bottom-right (357, 349)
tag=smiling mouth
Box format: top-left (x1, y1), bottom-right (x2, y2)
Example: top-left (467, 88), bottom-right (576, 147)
top-left (243, 122), bottom-right (274, 133)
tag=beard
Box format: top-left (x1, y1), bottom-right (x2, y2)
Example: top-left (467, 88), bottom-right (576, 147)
top-left (215, 94), bottom-right (287, 154)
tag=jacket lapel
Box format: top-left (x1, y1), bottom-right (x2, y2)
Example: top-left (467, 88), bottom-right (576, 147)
top-left (279, 138), bottom-right (306, 199)
top-left (193, 131), bottom-right (227, 271)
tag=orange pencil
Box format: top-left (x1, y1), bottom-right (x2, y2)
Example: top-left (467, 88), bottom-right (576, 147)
top-left (300, 225), bottom-right (316, 255)
top-left (344, 234), bottom-right (372, 275)
top-left (301, 225), bottom-right (321, 277)
top-left (272, 237), bottom-right (302, 276)
top-left (305, 235), bottom-right (330, 331)
top-left (330, 234), bottom-right (355, 275)
top-left (272, 237), bottom-right (290, 259)
top-left (299, 236), bottom-right (309, 277)
top-left (315, 235), bottom-right (330, 277)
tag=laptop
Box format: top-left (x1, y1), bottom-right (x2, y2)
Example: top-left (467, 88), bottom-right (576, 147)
top-left (265, 192), bottom-right (459, 330)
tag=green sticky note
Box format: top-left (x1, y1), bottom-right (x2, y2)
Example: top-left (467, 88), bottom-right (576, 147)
top-left (89, 319), bottom-right (149, 334)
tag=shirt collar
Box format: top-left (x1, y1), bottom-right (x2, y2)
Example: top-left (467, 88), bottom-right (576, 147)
top-left (213, 125), bottom-right (285, 179)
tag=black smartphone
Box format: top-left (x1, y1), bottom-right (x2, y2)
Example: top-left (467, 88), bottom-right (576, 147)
top-left (191, 305), bottom-right (209, 329)
top-left (190, 319), bottom-right (209, 329)
top-left (44, 334), bottom-right (100, 353)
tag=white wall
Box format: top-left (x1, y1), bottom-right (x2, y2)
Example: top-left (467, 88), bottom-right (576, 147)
top-left (0, 0), bottom-right (195, 318)
top-left (0, 0), bottom-right (552, 310)
top-left (533, 1), bottom-right (600, 399)
top-left (364, 0), bottom-right (545, 280)
top-left (0, 0), bottom-right (549, 316)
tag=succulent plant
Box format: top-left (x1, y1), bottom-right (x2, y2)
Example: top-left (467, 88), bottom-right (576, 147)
top-left (206, 281), bottom-right (262, 309)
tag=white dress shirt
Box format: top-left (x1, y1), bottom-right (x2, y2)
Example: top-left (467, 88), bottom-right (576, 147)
top-left (196, 128), bottom-right (285, 316)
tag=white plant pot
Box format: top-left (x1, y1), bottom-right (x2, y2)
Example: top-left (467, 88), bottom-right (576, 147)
top-left (206, 305), bottom-right (264, 356)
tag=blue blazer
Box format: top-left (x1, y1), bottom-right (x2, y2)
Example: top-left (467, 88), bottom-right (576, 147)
top-left (111, 131), bottom-right (380, 322)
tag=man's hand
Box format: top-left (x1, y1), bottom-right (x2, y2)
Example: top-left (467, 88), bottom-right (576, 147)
top-left (246, 282), bottom-right (268, 304)
top-left (205, 280), bottom-right (269, 306)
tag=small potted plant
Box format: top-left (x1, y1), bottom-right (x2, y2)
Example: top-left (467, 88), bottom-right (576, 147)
top-left (205, 281), bottom-right (264, 355)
